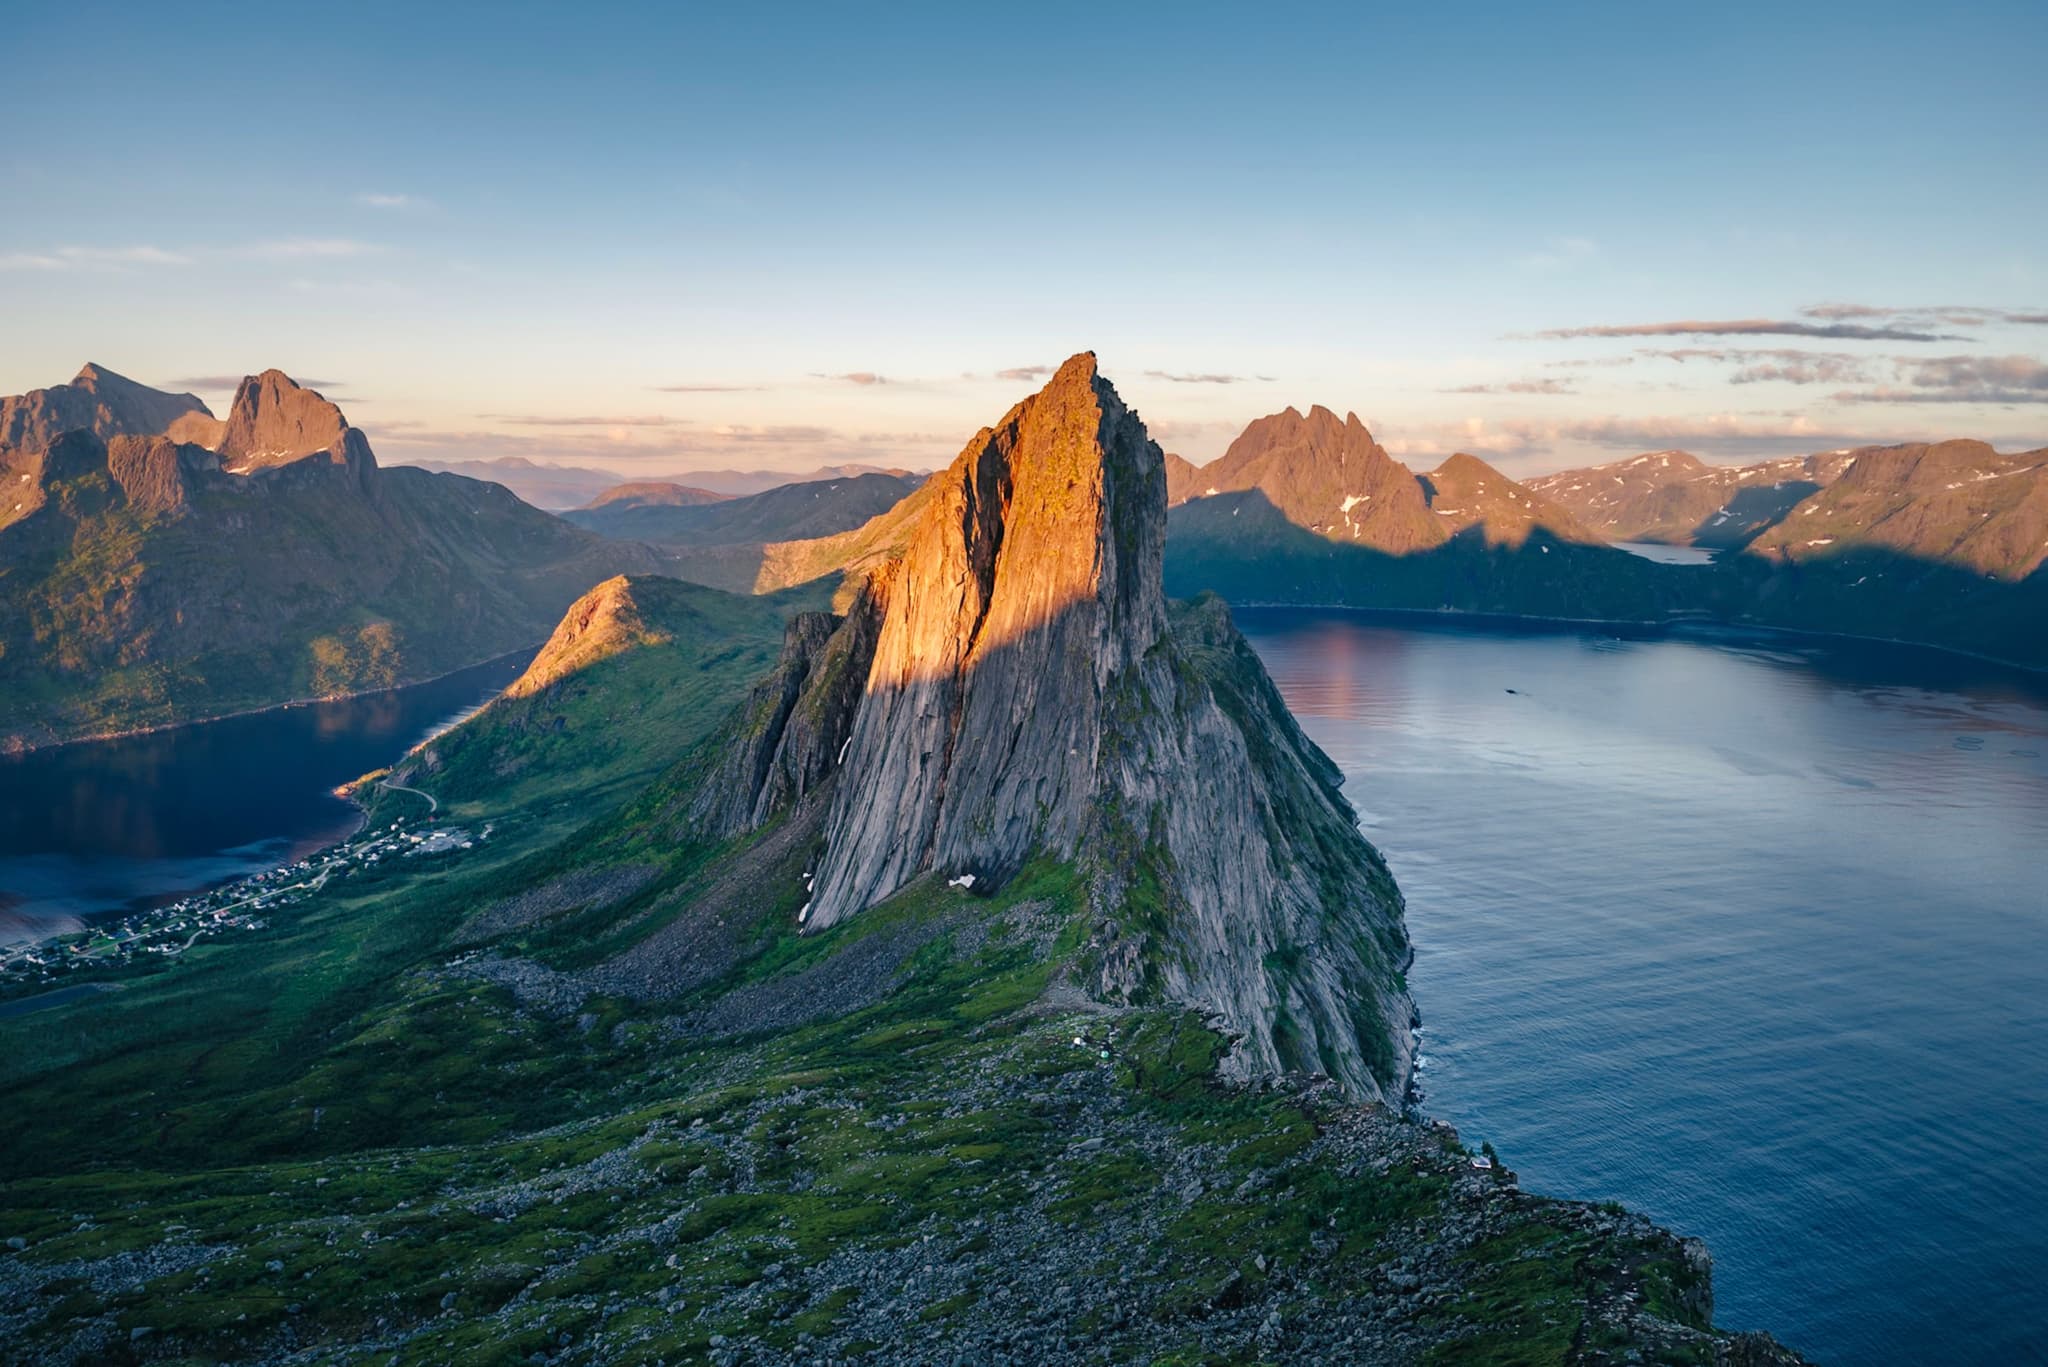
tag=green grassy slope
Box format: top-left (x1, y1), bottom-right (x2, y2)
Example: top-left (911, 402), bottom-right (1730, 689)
top-left (0, 581), bottom-right (1801, 1364)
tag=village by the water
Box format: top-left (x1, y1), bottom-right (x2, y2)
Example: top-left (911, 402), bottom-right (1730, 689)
top-left (0, 804), bottom-right (485, 1006)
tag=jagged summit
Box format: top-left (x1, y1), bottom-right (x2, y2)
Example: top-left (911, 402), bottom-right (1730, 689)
top-left (687, 352), bottom-right (1414, 1099)
top-left (1179, 404), bottom-right (1447, 552)
top-left (806, 350), bottom-right (1168, 925)
top-left (219, 369), bottom-right (370, 474)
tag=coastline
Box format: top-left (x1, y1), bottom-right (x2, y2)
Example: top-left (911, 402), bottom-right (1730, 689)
top-left (1219, 598), bottom-right (2048, 678)
top-left (0, 643), bottom-right (543, 757)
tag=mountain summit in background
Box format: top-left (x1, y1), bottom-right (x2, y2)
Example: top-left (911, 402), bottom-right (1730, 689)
top-left (0, 363), bottom-right (212, 452)
top-left (0, 366), bottom-right (669, 750)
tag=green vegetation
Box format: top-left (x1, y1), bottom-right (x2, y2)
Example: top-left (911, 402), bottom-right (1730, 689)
top-left (0, 580), bottom-right (1767, 1364)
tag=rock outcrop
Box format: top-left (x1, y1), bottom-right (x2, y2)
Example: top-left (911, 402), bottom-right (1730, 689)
top-left (692, 354), bottom-right (1414, 1100)
top-left (687, 595), bottom-right (882, 838)
top-left (217, 369), bottom-right (373, 480)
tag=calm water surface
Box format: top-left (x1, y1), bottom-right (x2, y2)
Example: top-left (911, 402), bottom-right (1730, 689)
top-left (0, 654), bottom-right (530, 946)
top-left (1241, 609), bottom-right (2048, 1366)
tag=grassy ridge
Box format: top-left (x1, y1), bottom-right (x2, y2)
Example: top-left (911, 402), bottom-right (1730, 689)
top-left (0, 578), bottom-right (1789, 1364)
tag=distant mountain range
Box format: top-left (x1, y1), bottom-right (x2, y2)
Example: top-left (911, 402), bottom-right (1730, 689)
top-left (564, 472), bottom-right (926, 547)
top-left (1524, 448), bottom-right (1861, 548)
top-left (1528, 441), bottom-right (2048, 579)
top-left (0, 366), bottom-right (669, 750)
top-left (403, 455), bottom-right (924, 508)
top-left (660, 402), bottom-right (2045, 669)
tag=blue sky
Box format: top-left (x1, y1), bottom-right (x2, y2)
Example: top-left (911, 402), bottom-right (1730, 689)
top-left (4, 1), bottom-right (2045, 474)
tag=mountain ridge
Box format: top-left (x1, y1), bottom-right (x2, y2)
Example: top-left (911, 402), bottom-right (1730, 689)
top-left (0, 367), bottom-right (673, 750)
top-left (675, 354), bottom-right (1416, 1100)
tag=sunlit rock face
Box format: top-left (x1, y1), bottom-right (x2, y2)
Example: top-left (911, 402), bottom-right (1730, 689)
top-left (218, 370), bottom-right (374, 483)
top-left (694, 353), bottom-right (1415, 1100)
top-left (806, 351), bottom-right (1167, 927)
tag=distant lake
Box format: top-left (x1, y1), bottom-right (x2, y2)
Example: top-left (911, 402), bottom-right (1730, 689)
top-left (0, 653), bottom-right (532, 947)
top-left (1241, 608), bottom-right (2048, 1367)
top-left (1613, 540), bottom-right (1717, 565)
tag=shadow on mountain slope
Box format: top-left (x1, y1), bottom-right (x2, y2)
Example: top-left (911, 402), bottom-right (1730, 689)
top-left (1689, 481), bottom-right (1821, 548)
top-left (1166, 489), bottom-right (2048, 670)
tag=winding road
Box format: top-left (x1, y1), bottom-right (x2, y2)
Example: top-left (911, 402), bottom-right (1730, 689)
top-left (377, 778), bottom-right (439, 814)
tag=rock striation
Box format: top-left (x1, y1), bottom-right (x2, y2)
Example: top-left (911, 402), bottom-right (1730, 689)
top-left (692, 354), bottom-right (1414, 1100)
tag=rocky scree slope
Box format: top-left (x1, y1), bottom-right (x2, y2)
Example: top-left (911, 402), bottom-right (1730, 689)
top-left (0, 367), bottom-right (670, 749)
top-left (678, 353), bottom-right (1415, 1102)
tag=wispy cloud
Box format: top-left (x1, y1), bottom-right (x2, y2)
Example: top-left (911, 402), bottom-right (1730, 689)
top-left (483, 414), bottom-right (690, 428)
top-left (0, 244), bottom-right (192, 271)
top-left (994, 365), bottom-right (1054, 382)
top-left (814, 371), bottom-right (889, 386)
top-left (370, 419), bottom-right (960, 472)
top-left (168, 374), bottom-right (344, 391)
top-left (1143, 370), bottom-right (1267, 385)
top-left (1639, 348), bottom-right (1878, 386)
top-left (1833, 354), bottom-right (2048, 405)
top-left (355, 192), bottom-right (427, 211)
top-left (649, 382), bottom-right (766, 393)
top-left (1800, 302), bottom-right (2045, 329)
top-left (1442, 378), bottom-right (1577, 395)
top-left (1, 237), bottom-right (387, 272)
top-left (1387, 412), bottom-right (1911, 465)
top-left (1527, 318), bottom-right (1965, 343)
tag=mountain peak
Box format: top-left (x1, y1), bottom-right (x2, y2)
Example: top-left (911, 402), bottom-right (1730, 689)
top-left (1194, 403), bottom-right (1445, 553)
top-left (804, 350), bottom-right (1165, 926)
top-left (686, 357), bottom-right (1414, 1099)
top-left (219, 370), bottom-right (371, 475)
top-left (0, 364), bottom-right (212, 453)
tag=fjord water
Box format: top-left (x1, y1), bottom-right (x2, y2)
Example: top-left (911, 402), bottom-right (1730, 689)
top-left (1241, 609), bottom-right (2048, 1365)
top-left (0, 653), bottom-right (531, 946)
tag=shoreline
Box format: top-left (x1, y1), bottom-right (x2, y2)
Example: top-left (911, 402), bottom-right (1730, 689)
top-left (1, 642), bottom-right (542, 757)
top-left (1219, 599), bottom-right (2048, 678)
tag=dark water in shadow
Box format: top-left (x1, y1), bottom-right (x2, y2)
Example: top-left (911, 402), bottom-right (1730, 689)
top-left (0, 654), bottom-right (531, 945)
top-left (1241, 608), bottom-right (2048, 1366)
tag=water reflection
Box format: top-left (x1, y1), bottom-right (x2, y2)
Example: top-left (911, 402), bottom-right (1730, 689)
top-left (0, 652), bottom-right (531, 940)
top-left (1240, 607), bottom-right (2048, 1366)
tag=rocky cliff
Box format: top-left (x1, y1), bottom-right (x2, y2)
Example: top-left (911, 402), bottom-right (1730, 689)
top-left (689, 354), bottom-right (1414, 1101)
